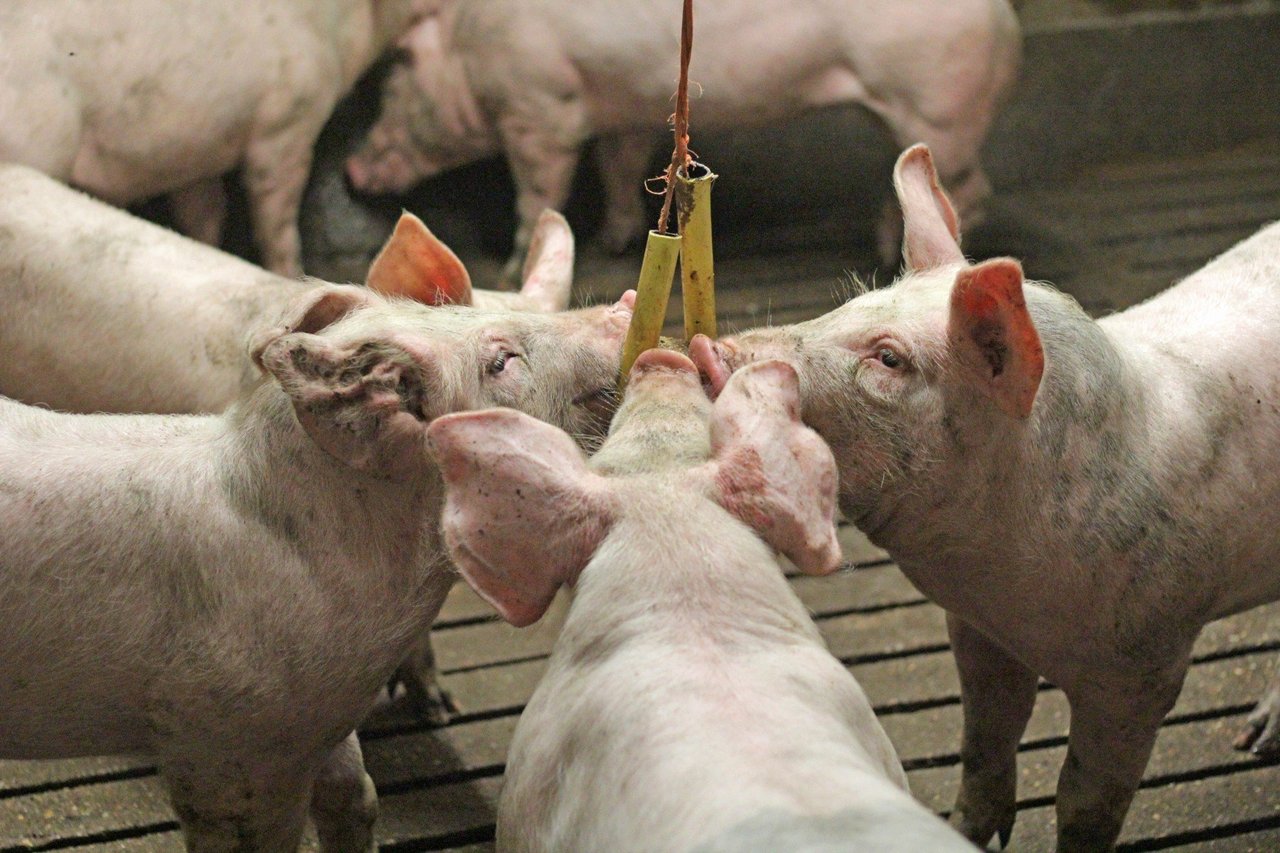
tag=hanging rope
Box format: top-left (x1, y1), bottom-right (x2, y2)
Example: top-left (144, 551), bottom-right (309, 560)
top-left (656, 0), bottom-right (694, 235)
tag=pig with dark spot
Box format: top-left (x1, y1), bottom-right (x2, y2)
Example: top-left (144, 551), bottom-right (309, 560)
top-left (427, 352), bottom-right (973, 852)
top-left (0, 164), bottom-right (575, 417)
top-left (347, 0), bottom-right (1020, 279)
top-left (0, 0), bottom-right (439, 275)
top-left (690, 145), bottom-right (1280, 850)
top-left (0, 283), bottom-right (632, 849)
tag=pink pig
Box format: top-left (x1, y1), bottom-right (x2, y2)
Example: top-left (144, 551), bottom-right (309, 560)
top-left (347, 0), bottom-right (1021, 278)
top-left (427, 352), bottom-right (973, 851)
top-left (0, 163), bottom-right (574, 417)
top-left (690, 144), bottom-right (1280, 850)
top-left (0, 282), bottom-right (632, 849)
top-left (0, 0), bottom-right (438, 275)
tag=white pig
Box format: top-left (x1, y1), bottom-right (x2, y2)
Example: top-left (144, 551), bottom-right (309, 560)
top-left (346, 0), bottom-right (1021, 278)
top-left (0, 163), bottom-right (574, 416)
top-left (427, 352), bottom-right (973, 852)
top-left (689, 144), bottom-right (1280, 851)
top-left (0, 0), bottom-right (438, 275)
top-left (0, 283), bottom-right (632, 849)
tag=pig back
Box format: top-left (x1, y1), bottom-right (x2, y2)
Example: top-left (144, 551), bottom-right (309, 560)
top-left (0, 165), bottom-right (303, 414)
top-left (500, 492), bottom-right (912, 851)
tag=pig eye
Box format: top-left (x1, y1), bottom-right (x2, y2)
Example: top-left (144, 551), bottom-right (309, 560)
top-left (878, 348), bottom-right (903, 369)
top-left (486, 351), bottom-right (520, 376)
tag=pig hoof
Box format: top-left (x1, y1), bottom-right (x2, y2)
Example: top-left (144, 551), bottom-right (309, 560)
top-left (1235, 690), bottom-right (1280, 758)
top-left (949, 802), bottom-right (1016, 849)
top-left (402, 677), bottom-right (460, 726)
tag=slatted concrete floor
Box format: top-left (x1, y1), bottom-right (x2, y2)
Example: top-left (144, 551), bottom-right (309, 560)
top-left (3, 139), bottom-right (1280, 851)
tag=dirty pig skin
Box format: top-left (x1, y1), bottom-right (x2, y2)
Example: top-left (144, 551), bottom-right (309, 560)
top-left (691, 144), bottom-right (1280, 851)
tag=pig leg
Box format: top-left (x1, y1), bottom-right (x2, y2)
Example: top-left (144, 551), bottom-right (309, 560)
top-left (1054, 665), bottom-right (1187, 852)
top-left (243, 98), bottom-right (332, 277)
top-left (169, 176), bottom-right (229, 248)
top-left (499, 119), bottom-right (581, 286)
top-left (310, 732), bottom-right (379, 853)
top-left (595, 133), bottom-right (654, 254)
top-left (947, 615), bottom-right (1038, 848)
top-left (163, 763), bottom-right (313, 852)
top-left (1235, 664), bottom-right (1280, 757)
top-left (393, 631), bottom-right (459, 724)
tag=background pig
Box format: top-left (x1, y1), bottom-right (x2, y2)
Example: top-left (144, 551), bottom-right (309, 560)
top-left (0, 282), bottom-right (631, 848)
top-left (0, 0), bottom-right (436, 275)
top-left (346, 0), bottom-right (1021, 279)
top-left (0, 164), bottom-right (573, 416)
top-left (428, 354), bottom-right (972, 852)
top-left (690, 144), bottom-right (1280, 850)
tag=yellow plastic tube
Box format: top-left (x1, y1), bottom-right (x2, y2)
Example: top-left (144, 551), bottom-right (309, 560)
top-left (619, 230), bottom-right (682, 387)
top-left (677, 164), bottom-right (717, 341)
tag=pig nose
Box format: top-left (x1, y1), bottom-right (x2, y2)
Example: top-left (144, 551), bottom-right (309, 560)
top-left (631, 347), bottom-right (697, 377)
top-left (345, 156), bottom-right (371, 191)
top-left (688, 334), bottom-right (734, 400)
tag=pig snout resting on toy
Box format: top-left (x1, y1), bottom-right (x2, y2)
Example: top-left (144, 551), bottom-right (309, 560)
top-left (0, 163), bottom-right (575, 416)
top-left (0, 0), bottom-right (437, 275)
top-left (689, 144), bottom-right (1280, 850)
top-left (427, 353), bottom-right (974, 852)
top-left (0, 283), bottom-right (631, 849)
top-left (346, 0), bottom-right (1020, 279)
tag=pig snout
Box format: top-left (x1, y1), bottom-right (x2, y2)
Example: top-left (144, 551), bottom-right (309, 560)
top-left (626, 348), bottom-right (707, 410)
top-left (631, 348), bottom-right (697, 376)
top-left (689, 334), bottom-right (738, 399)
top-left (346, 128), bottom-right (422, 195)
top-left (601, 290), bottom-right (637, 341)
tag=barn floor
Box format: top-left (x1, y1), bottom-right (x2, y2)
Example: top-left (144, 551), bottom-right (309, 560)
top-left (3, 138), bottom-right (1280, 851)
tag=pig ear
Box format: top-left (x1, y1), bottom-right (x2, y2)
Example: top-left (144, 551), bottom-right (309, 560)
top-left (518, 209), bottom-right (575, 312)
top-left (428, 409), bottom-right (614, 626)
top-left (252, 287), bottom-right (436, 477)
top-left (701, 360), bottom-right (842, 576)
top-left (948, 258), bottom-right (1045, 419)
top-left (249, 285), bottom-right (376, 365)
top-left (365, 211), bottom-right (474, 306)
top-left (894, 144), bottom-right (964, 272)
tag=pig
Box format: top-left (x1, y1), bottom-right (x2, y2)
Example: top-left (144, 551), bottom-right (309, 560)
top-left (688, 144), bottom-right (1280, 851)
top-left (0, 0), bottom-right (440, 276)
top-left (0, 282), bottom-right (633, 849)
top-left (427, 352), bottom-right (974, 852)
top-left (0, 163), bottom-right (574, 417)
top-left (346, 0), bottom-right (1021, 280)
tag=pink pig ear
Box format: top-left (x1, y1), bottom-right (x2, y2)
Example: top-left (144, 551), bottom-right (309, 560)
top-left (948, 258), bottom-right (1045, 419)
top-left (518, 209), bottom-right (575, 312)
top-left (894, 144), bottom-right (964, 272)
top-left (703, 360), bottom-right (842, 576)
top-left (427, 409), bottom-right (615, 626)
top-left (251, 286), bottom-right (437, 478)
top-left (365, 211), bottom-right (474, 306)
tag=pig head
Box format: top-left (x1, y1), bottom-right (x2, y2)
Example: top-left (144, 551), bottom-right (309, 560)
top-left (427, 354), bottom-right (842, 627)
top-left (691, 143), bottom-right (1280, 850)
